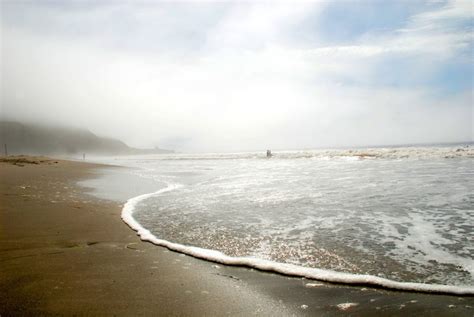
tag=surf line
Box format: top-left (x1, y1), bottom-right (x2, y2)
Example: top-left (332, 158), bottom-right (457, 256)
top-left (121, 187), bottom-right (474, 296)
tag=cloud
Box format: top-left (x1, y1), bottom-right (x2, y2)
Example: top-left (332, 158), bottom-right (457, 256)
top-left (1, 1), bottom-right (472, 151)
top-left (412, 0), bottom-right (472, 23)
top-left (308, 0), bottom-right (472, 60)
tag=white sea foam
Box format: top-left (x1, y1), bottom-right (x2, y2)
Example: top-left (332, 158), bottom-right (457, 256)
top-left (122, 187), bottom-right (474, 296)
top-left (305, 283), bottom-right (325, 288)
top-left (125, 145), bottom-right (473, 161)
top-left (337, 303), bottom-right (359, 311)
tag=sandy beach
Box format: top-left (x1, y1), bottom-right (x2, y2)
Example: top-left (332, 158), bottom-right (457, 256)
top-left (0, 156), bottom-right (472, 316)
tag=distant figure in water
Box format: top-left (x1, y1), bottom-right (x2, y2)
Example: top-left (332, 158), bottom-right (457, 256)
top-left (266, 149), bottom-right (272, 158)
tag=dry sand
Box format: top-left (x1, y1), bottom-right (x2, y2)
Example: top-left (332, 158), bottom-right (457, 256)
top-left (0, 156), bottom-right (472, 316)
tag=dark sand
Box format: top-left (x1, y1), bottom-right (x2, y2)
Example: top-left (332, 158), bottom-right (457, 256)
top-left (0, 156), bottom-right (472, 316)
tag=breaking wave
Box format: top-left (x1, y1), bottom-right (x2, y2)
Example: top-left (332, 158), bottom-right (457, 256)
top-left (126, 145), bottom-right (473, 161)
top-left (122, 184), bottom-right (474, 296)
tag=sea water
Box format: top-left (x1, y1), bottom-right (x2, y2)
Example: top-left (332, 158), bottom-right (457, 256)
top-left (100, 145), bottom-right (474, 294)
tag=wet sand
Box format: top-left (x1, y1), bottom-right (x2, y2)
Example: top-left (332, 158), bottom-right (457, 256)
top-left (0, 156), bottom-right (472, 316)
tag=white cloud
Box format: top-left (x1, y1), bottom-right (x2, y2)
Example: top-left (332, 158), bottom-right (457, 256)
top-left (303, 0), bottom-right (472, 61)
top-left (412, 0), bottom-right (472, 24)
top-left (1, 1), bottom-right (472, 151)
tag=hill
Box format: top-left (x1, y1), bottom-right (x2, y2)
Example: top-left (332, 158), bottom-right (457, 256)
top-left (0, 121), bottom-right (173, 156)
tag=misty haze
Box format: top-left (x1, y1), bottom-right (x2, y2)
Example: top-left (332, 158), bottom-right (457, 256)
top-left (1, 1), bottom-right (473, 316)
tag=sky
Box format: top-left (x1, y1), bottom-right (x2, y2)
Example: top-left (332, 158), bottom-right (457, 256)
top-left (1, 0), bottom-right (472, 152)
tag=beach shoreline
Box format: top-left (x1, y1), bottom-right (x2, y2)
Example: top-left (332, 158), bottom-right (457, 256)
top-left (0, 156), bottom-right (472, 316)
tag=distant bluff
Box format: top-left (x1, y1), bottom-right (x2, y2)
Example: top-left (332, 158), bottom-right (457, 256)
top-left (0, 121), bottom-right (173, 156)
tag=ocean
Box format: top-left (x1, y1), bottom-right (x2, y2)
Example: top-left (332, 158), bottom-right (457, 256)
top-left (90, 145), bottom-right (473, 295)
